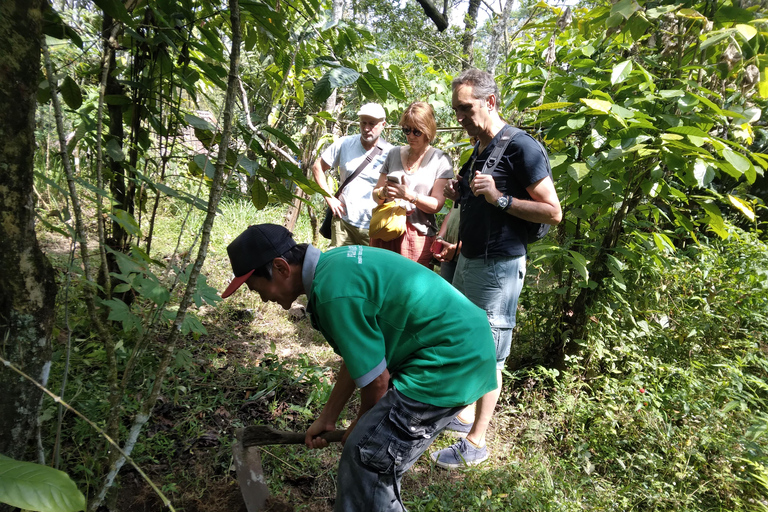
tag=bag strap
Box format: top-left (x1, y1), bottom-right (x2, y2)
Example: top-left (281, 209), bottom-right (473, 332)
top-left (334, 143), bottom-right (384, 198)
top-left (480, 125), bottom-right (523, 176)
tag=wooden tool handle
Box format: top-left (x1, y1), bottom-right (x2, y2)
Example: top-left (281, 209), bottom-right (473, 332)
top-left (237, 425), bottom-right (346, 447)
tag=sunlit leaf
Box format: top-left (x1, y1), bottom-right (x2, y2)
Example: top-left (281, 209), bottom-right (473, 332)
top-left (529, 102), bottom-right (574, 111)
top-left (736, 23), bottom-right (757, 40)
top-left (567, 163), bottom-right (589, 183)
top-left (722, 148), bottom-right (751, 172)
top-left (728, 194), bottom-right (755, 221)
top-left (611, 61), bottom-right (633, 85)
top-left (759, 68), bottom-right (768, 99)
top-left (581, 98), bottom-right (612, 113)
top-left (109, 209), bottom-right (141, 237)
top-left (611, 0), bottom-right (640, 19)
top-left (567, 250), bottom-right (590, 282)
top-left (312, 67), bottom-right (360, 104)
top-left (701, 203), bottom-right (729, 239)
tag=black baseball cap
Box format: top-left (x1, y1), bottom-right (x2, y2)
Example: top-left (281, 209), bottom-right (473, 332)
top-left (221, 224), bottom-right (297, 298)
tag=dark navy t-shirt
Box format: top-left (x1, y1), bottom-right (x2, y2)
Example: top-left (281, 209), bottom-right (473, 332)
top-left (457, 126), bottom-right (550, 259)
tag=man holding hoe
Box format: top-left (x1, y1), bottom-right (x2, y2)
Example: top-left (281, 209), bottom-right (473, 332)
top-left (221, 223), bottom-right (497, 511)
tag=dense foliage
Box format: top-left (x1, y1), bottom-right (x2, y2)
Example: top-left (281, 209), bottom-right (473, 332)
top-left (1, 0), bottom-right (767, 510)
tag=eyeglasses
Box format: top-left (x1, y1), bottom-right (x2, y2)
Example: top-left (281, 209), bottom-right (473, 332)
top-left (401, 127), bottom-right (423, 137)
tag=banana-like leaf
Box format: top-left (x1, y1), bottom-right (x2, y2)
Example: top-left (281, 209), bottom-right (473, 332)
top-left (0, 455), bottom-right (86, 512)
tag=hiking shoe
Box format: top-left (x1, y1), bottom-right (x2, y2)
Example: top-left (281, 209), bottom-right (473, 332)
top-left (430, 438), bottom-right (488, 469)
top-left (444, 417), bottom-right (473, 437)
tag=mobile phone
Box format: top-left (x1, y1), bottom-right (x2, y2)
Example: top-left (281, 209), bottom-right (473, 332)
top-left (387, 175), bottom-right (402, 184)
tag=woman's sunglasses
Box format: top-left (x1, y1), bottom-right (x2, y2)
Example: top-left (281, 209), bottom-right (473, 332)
top-left (401, 127), bottom-right (423, 137)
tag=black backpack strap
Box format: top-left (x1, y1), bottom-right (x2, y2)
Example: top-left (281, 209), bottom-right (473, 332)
top-left (481, 125), bottom-right (523, 175)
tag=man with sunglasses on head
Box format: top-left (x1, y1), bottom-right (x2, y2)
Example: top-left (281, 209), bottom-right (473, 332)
top-left (312, 103), bottom-right (392, 247)
top-left (430, 68), bottom-right (562, 469)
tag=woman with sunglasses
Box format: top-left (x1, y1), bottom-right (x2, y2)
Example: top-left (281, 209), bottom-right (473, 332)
top-left (371, 102), bottom-right (453, 266)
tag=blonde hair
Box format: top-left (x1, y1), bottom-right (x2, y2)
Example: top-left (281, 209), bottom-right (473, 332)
top-left (399, 102), bottom-right (437, 142)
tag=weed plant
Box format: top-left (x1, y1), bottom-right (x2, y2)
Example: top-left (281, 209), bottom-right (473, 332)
top-left (39, 196), bottom-right (768, 511)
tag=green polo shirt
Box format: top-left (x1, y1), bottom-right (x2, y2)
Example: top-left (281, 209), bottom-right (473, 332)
top-left (305, 245), bottom-right (497, 408)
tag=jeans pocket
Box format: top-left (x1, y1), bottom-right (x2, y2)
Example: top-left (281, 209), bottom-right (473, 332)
top-left (357, 406), bottom-right (432, 474)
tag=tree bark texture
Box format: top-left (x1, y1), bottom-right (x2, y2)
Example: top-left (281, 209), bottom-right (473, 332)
top-left (0, 0), bottom-right (57, 460)
top-left (487, 0), bottom-right (515, 76)
top-left (461, 0), bottom-right (481, 69)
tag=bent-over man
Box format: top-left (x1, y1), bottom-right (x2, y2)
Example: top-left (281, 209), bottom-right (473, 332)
top-left (221, 224), bottom-right (497, 511)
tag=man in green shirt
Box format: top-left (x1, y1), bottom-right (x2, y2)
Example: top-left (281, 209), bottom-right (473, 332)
top-left (221, 224), bottom-right (497, 512)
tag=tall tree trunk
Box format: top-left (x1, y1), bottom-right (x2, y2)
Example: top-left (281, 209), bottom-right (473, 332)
top-left (0, 0), bottom-right (57, 462)
top-left (487, 0), bottom-right (515, 76)
top-left (461, 0), bottom-right (481, 69)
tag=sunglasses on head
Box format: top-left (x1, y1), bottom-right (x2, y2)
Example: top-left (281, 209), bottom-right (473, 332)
top-left (401, 127), bottom-right (423, 137)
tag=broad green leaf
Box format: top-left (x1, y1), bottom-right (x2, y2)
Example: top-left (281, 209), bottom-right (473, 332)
top-left (181, 312), bottom-right (207, 336)
top-left (581, 98), bottom-right (612, 113)
top-left (313, 67), bottom-right (360, 104)
top-left (728, 194), bottom-right (755, 221)
top-left (567, 117), bottom-right (586, 129)
top-left (611, 61), bottom-right (633, 85)
top-left (549, 154), bottom-right (569, 170)
top-left (693, 160), bottom-right (714, 187)
top-left (677, 8), bottom-right (706, 20)
top-left (191, 155), bottom-right (216, 179)
top-left (736, 23), bottom-right (757, 40)
top-left (592, 172), bottom-right (611, 193)
top-left (567, 163), bottom-right (589, 183)
top-left (106, 139), bottom-right (124, 162)
top-left (699, 30), bottom-right (733, 51)
top-left (109, 209), bottom-right (141, 237)
top-left (262, 126), bottom-right (301, 155)
top-left (92, 0), bottom-right (131, 23)
top-left (251, 179), bottom-right (269, 210)
top-left (60, 76), bottom-right (82, 110)
top-left (567, 250), bottom-right (590, 282)
top-left (529, 102), bottom-right (574, 111)
top-left (759, 68), bottom-right (768, 99)
top-left (611, 0), bottom-right (640, 19)
top-left (722, 148), bottom-right (751, 172)
top-left (701, 202), bottom-right (729, 239)
top-left (185, 114), bottom-right (216, 131)
top-left (659, 89), bottom-right (685, 98)
top-left (0, 455), bottom-right (86, 512)
top-left (102, 298), bottom-right (142, 332)
top-left (611, 104), bottom-right (635, 119)
top-left (652, 232), bottom-right (675, 253)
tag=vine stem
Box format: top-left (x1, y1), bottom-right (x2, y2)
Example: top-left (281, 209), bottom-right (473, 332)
top-left (0, 355), bottom-right (175, 512)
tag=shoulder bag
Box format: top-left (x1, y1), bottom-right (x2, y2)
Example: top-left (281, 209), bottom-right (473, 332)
top-left (319, 144), bottom-right (384, 239)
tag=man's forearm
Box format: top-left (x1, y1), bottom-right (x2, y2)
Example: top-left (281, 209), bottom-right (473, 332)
top-left (358, 368), bottom-right (390, 418)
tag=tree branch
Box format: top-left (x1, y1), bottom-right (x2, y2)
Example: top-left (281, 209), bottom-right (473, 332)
top-left (415, 0), bottom-right (449, 31)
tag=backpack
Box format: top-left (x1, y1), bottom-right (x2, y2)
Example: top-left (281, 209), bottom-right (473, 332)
top-left (476, 125), bottom-right (553, 244)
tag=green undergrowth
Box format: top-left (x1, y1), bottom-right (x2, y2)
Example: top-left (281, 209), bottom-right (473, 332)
top-left (39, 198), bottom-right (768, 511)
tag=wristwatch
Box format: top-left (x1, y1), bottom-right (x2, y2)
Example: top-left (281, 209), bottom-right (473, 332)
top-left (495, 195), bottom-right (512, 211)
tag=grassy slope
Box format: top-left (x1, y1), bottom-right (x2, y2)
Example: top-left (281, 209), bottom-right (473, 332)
top-left (38, 197), bottom-right (768, 512)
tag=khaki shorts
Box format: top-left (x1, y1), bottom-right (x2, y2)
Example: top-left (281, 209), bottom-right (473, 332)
top-left (331, 217), bottom-right (370, 247)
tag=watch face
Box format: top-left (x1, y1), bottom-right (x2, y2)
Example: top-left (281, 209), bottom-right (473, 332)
top-left (497, 196), bottom-right (509, 209)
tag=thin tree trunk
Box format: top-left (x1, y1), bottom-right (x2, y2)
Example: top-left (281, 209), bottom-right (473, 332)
top-left (487, 0), bottom-right (515, 76)
top-left (461, 0), bottom-right (481, 69)
top-left (89, 0), bottom-right (242, 506)
top-left (0, 0), bottom-right (57, 470)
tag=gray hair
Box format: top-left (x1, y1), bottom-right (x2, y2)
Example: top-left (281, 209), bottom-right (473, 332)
top-left (452, 68), bottom-right (500, 109)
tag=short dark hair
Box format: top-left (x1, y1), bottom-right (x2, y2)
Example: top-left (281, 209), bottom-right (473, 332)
top-left (251, 243), bottom-right (309, 280)
top-left (452, 68), bottom-right (500, 110)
